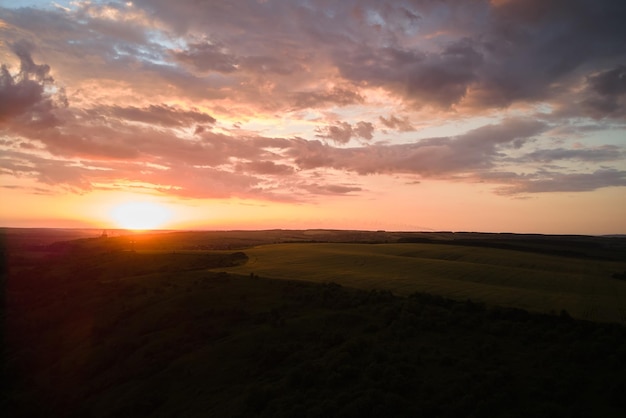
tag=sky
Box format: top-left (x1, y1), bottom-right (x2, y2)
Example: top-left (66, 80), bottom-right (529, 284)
top-left (1, 0), bottom-right (625, 234)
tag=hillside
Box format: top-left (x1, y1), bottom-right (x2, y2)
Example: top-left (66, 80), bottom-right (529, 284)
top-left (224, 242), bottom-right (626, 323)
top-left (3, 229), bottom-right (626, 416)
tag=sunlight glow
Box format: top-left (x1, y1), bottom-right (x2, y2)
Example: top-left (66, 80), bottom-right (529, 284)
top-left (110, 202), bottom-right (172, 230)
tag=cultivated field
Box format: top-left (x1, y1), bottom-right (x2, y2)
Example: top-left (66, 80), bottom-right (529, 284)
top-left (222, 242), bottom-right (626, 324)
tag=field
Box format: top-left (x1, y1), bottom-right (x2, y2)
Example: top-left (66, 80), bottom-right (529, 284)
top-left (222, 242), bottom-right (626, 324)
top-left (4, 228), bottom-right (626, 416)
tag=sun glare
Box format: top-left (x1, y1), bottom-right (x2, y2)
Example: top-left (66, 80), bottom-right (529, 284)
top-left (110, 202), bottom-right (171, 230)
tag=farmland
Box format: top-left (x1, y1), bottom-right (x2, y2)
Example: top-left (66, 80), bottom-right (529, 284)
top-left (3, 228), bottom-right (626, 416)
top-left (223, 242), bottom-right (626, 323)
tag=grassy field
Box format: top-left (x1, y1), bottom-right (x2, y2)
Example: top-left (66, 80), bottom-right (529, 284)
top-left (221, 242), bottom-right (626, 324)
top-left (5, 231), bottom-right (626, 416)
top-left (5, 247), bottom-right (626, 417)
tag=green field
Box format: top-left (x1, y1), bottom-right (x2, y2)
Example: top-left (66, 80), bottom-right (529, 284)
top-left (222, 242), bottom-right (626, 324)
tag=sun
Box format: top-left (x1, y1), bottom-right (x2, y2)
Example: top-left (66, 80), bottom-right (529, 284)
top-left (110, 202), bottom-right (172, 230)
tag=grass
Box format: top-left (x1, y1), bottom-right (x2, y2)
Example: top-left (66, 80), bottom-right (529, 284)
top-left (6, 264), bottom-right (626, 417)
top-left (5, 236), bottom-right (626, 417)
top-left (221, 242), bottom-right (626, 323)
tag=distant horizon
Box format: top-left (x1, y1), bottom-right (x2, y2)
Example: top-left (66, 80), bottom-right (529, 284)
top-left (3, 224), bottom-right (625, 237)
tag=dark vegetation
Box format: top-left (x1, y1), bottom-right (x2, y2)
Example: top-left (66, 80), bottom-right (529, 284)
top-left (2, 228), bottom-right (626, 417)
top-left (396, 232), bottom-right (626, 262)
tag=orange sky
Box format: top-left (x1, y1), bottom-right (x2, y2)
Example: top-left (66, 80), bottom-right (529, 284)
top-left (1, 0), bottom-right (626, 234)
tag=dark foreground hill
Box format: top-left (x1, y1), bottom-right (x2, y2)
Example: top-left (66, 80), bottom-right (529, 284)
top-left (3, 245), bottom-right (626, 417)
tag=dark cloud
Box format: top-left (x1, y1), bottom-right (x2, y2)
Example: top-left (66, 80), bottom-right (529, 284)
top-left (379, 114), bottom-right (414, 132)
top-left (0, 6), bottom-right (229, 105)
top-left (35, 126), bottom-right (142, 160)
top-left (290, 87), bottom-right (364, 109)
top-left (0, 40), bottom-right (67, 126)
top-left (475, 0), bottom-right (626, 108)
top-left (1, 7), bottom-right (140, 79)
top-left (495, 169), bottom-right (626, 194)
top-left (326, 0), bottom-right (626, 109)
top-left (74, 2), bottom-right (149, 45)
top-left (332, 36), bottom-right (483, 108)
top-left (316, 121), bottom-right (375, 144)
top-left (11, 39), bottom-right (53, 82)
top-left (580, 65), bottom-right (626, 118)
top-left (317, 122), bottom-right (353, 144)
top-left (588, 65), bottom-right (626, 97)
top-left (354, 121), bottom-right (374, 140)
top-left (300, 183), bottom-right (362, 195)
top-left (298, 118), bottom-right (548, 175)
top-left (518, 146), bottom-right (624, 163)
top-left (5, 0), bottom-right (625, 114)
top-left (240, 55), bottom-right (302, 76)
top-left (0, 64), bottom-right (44, 120)
top-left (290, 139), bottom-right (335, 169)
top-left (171, 42), bottom-right (238, 73)
top-left (105, 104), bottom-right (216, 127)
top-left (237, 160), bottom-right (295, 176)
top-left (0, 149), bottom-right (92, 190)
top-left (405, 39), bottom-right (483, 107)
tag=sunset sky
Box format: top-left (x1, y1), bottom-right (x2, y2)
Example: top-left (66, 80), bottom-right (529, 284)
top-left (1, 0), bottom-right (625, 233)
